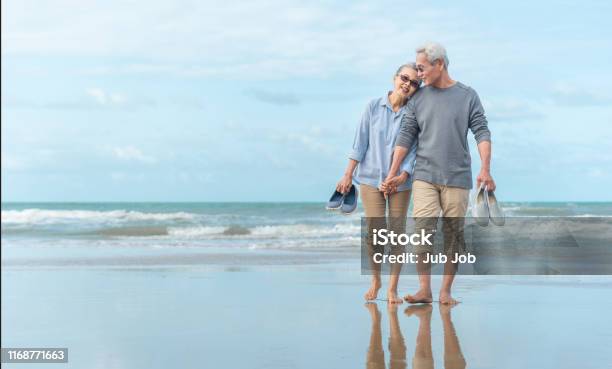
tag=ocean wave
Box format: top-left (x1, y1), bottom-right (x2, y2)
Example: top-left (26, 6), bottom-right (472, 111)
top-left (573, 214), bottom-right (612, 218)
top-left (167, 226), bottom-right (227, 237)
top-left (250, 223), bottom-right (360, 236)
top-left (165, 223), bottom-right (360, 239)
top-left (1, 209), bottom-right (198, 225)
top-left (247, 236), bottom-right (360, 249)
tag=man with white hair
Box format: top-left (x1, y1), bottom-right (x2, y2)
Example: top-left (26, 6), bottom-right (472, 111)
top-left (382, 42), bottom-right (495, 305)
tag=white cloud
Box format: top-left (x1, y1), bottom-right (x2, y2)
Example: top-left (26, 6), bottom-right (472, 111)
top-left (86, 88), bottom-right (127, 106)
top-left (283, 126), bottom-right (338, 157)
top-left (482, 98), bottom-right (544, 122)
top-left (0, 0), bottom-right (459, 78)
top-left (2, 88), bottom-right (197, 110)
top-left (111, 146), bottom-right (156, 164)
top-left (550, 82), bottom-right (612, 106)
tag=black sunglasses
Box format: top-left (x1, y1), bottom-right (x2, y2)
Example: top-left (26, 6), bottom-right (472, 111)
top-left (399, 74), bottom-right (421, 88)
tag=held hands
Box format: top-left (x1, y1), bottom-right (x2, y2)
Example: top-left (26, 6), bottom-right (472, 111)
top-left (336, 174), bottom-right (353, 194)
top-left (476, 169), bottom-right (496, 192)
top-left (380, 172), bottom-right (409, 198)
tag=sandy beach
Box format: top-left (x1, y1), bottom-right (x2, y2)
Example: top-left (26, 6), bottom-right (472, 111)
top-left (2, 203), bottom-right (612, 368)
top-left (3, 258), bottom-right (612, 368)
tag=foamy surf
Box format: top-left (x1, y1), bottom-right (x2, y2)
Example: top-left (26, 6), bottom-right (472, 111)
top-left (1, 209), bottom-right (198, 225)
top-left (166, 223), bottom-right (359, 239)
top-left (2, 202), bottom-right (611, 251)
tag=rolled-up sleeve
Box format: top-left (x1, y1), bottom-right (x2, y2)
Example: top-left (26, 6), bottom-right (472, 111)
top-left (396, 101), bottom-right (419, 149)
top-left (348, 102), bottom-right (371, 162)
top-left (400, 141), bottom-right (417, 176)
top-left (468, 92), bottom-right (491, 143)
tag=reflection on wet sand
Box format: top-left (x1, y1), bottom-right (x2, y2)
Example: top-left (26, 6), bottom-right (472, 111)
top-left (406, 304), bottom-right (466, 369)
top-left (366, 303), bottom-right (406, 369)
top-left (365, 303), bottom-right (466, 369)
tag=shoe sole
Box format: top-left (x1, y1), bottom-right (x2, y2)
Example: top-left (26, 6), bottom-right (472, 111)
top-left (326, 206), bottom-right (342, 210)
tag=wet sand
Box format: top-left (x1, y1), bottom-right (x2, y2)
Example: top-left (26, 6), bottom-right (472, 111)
top-left (2, 258), bottom-right (612, 369)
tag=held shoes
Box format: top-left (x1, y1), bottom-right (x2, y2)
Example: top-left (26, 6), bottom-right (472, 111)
top-left (471, 183), bottom-right (505, 227)
top-left (485, 189), bottom-right (505, 226)
top-left (326, 185), bottom-right (358, 214)
top-left (326, 190), bottom-right (344, 210)
top-left (340, 185), bottom-right (358, 214)
top-left (471, 183), bottom-right (490, 226)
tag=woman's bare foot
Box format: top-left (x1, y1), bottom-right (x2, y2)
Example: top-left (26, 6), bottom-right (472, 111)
top-left (365, 278), bottom-right (382, 301)
top-left (439, 290), bottom-right (460, 305)
top-left (404, 289), bottom-right (433, 304)
top-left (387, 289), bottom-right (403, 304)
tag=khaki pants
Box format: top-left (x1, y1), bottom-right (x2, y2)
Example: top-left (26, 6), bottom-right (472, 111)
top-left (360, 184), bottom-right (411, 273)
top-left (360, 184), bottom-right (411, 218)
top-left (411, 180), bottom-right (469, 255)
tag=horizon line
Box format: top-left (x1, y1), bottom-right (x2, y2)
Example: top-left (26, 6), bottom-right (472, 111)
top-left (3, 200), bottom-right (612, 204)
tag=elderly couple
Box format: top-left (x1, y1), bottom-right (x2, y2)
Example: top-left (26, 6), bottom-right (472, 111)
top-left (336, 42), bottom-right (495, 305)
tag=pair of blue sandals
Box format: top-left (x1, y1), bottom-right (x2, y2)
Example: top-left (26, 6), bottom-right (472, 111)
top-left (326, 185), bottom-right (358, 214)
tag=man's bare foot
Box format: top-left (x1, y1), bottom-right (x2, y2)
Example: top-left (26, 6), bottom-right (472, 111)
top-left (439, 290), bottom-right (460, 305)
top-left (404, 304), bottom-right (433, 318)
top-left (365, 279), bottom-right (382, 301)
top-left (404, 289), bottom-right (433, 304)
top-left (387, 290), bottom-right (403, 304)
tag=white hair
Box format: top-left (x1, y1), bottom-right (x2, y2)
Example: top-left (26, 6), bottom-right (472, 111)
top-left (394, 62), bottom-right (417, 77)
top-left (416, 42), bottom-right (449, 69)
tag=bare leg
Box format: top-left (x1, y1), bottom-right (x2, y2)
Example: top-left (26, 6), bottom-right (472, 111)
top-left (365, 217), bottom-right (384, 301)
top-left (439, 187), bottom-right (468, 305)
top-left (387, 272), bottom-right (403, 304)
top-left (388, 190), bottom-right (410, 304)
top-left (405, 209), bottom-right (437, 304)
top-left (365, 274), bottom-right (382, 301)
top-left (405, 304), bottom-right (434, 369)
top-left (365, 303), bottom-right (385, 369)
top-left (361, 185), bottom-right (386, 301)
top-left (440, 260), bottom-right (459, 305)
top-left (440, 304), bottom-right (466, 369)
top-left (439, 215), bottom-right (464, 305)
top-left (404, 253), bottom-right (433, 304)
top-left (388, 304), bottom-right (407, 369)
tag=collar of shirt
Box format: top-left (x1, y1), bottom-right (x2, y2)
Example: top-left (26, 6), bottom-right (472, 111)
top-left (380, 92), bottom-right (408, 116)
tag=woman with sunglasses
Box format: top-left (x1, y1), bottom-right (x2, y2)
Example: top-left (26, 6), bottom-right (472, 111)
top-left (336, 63), bottom-right (420, 304)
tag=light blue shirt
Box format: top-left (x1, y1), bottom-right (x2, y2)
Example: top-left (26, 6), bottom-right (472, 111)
top-left (349, 93), bottom-right (418, 191)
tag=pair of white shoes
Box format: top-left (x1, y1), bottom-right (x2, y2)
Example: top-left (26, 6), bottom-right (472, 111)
top-left (471, 183), bottom-right (505, 227)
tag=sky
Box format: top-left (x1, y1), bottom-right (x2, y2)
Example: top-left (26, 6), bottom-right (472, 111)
top-left (2, 0), bottom-right (611, 202)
